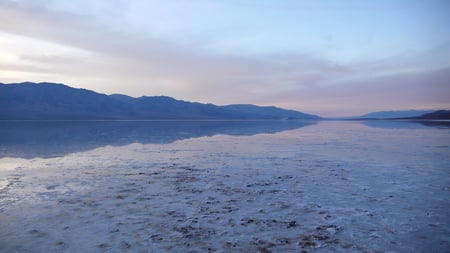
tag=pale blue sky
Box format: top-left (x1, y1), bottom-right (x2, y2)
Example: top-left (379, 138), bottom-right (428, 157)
top-left (0, 0), bottom-right (449, 116)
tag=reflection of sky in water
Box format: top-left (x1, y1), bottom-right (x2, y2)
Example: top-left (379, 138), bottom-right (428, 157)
top-left (0, 120), bottom-right (448, 160)
top-left (2, 120), bottom-right (449, 190)
top-left (1, 120), bottom-right (449, 174)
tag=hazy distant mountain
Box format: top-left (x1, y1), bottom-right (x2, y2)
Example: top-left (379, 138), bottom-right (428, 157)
top-left (356, 110), bottom-right (435, 119)
top-left (222, 104), bottom-right (319, 120)
top-left (0, 82), bottom-right (320, 120)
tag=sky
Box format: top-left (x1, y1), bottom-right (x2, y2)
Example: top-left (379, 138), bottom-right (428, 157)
top-left (0, 0), bottom-right (449, 117)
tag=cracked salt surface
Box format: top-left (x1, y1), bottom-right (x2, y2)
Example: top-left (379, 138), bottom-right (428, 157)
top-left (0, 121), bottom-right (449, 252)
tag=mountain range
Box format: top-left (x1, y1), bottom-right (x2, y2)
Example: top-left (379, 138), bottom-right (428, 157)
top-left (412, 110), bottom-right (450, 120)
top-left (0, 82), bottom-right (320, 120)
top-left (354, 110), bottom-right (450, 120)
top-left (1, 82), bottom-right (448, 121)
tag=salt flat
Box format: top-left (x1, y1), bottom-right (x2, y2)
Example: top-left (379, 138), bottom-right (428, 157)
top-left (0, 121), bottom-right (449, 252)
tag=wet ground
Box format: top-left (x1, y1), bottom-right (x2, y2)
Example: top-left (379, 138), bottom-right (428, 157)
top-left (0, 121), bottom-right (449, 252)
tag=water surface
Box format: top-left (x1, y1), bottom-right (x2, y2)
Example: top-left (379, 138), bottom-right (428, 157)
top-left (0, 120), bottom-right (449, 252)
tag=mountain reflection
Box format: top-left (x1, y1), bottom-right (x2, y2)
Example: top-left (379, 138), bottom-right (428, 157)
top-left (0, 120), bottom-right (315, 158)
top-left (361, 120), bottom-right (450, 129)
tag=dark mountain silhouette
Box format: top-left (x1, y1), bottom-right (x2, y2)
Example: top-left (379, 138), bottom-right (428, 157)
top-left (354, 110), bottom-right (450, 121)
top-left (0, 82), bottom-right (320, 120)
top-left (411, 110), bottom-right (450, 120)
top-left (0, 82), bottom-right (128, 120)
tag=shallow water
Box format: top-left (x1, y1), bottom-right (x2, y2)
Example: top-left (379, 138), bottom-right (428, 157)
top-left (0, 120), bottom-right (449, 252)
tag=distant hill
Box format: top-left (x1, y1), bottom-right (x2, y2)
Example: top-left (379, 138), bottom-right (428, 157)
top-left (412, 110), bottom-right (450, 120)
top-left (0, 82), bottom-right (320, 120)
top-left (222, 104), bottom-right (319, 120)
top-left (356, 110), bottom-right (435, 119)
